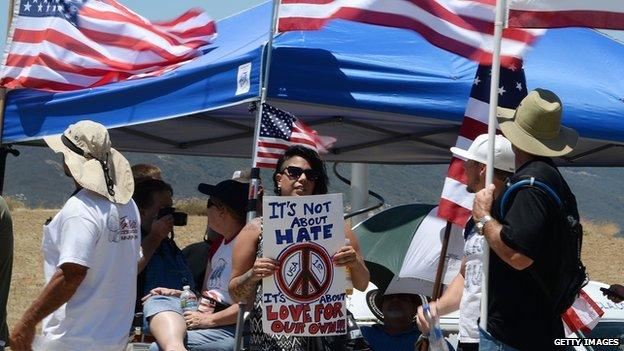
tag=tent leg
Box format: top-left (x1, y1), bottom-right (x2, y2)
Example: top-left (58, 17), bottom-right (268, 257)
top-left (350, 163), bottom-right (369, 225)
top-left (0, 145), bottom-right (19, 195)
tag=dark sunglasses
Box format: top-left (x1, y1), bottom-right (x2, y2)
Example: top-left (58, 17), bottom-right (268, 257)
top-left (281, 166), bottom-right (320, 181)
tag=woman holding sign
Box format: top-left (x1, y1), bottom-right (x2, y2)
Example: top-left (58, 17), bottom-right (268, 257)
top-left (229, 145), bottom-right (370, 350)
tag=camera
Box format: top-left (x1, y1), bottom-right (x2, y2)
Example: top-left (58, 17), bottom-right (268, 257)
top-left (157, 206), bottom-right (188, 226)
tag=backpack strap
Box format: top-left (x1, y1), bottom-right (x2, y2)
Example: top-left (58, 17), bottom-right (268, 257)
top-left (498, 177), bottom-right (566, 311)
top-left (499, 176), bottom-right (563, 218)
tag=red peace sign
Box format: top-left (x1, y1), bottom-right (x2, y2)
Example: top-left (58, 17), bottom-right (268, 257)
top-left (275, 242), bottom-right (333, 303)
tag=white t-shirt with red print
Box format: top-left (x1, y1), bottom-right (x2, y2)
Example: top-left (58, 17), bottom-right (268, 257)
top-left (41, 189), bottom-right (141, 351)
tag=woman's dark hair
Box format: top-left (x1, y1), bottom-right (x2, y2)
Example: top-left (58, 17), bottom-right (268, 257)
top-left (133, 179), bottom-right (173, 209)
top-left (272, 145), bottom-right (329, 195)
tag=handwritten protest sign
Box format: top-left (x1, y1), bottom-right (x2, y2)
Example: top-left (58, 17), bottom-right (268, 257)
top-left (262, 194), bottom-right (347, 337)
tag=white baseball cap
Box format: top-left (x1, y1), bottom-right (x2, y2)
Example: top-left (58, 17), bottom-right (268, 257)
top-left (450, 134), bottom-right (515, 173)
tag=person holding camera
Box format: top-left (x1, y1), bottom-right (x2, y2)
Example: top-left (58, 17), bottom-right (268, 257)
top-left (134, 179), bottom-right (194, 300)
top-left (143, 179), bottom-right (248, 351)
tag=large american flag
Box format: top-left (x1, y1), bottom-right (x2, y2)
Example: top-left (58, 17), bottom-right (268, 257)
top-left (1, 0), bottom-right (216, 91)
top-left (253, 103), bottom-right (336, 169)
top-left (278, 0), bottom-right (544, 67)
top-left (507, 0), bottom-right (624, 30)
top-left (438, 64), bottom-right (527, 226)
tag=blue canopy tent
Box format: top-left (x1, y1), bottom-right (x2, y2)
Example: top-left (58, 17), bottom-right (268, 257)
top-left (2, 1), bottom-right (624, 165)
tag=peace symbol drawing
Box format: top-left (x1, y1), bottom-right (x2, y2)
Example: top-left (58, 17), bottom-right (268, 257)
top-left (275, 242), bottom-right (333, 303)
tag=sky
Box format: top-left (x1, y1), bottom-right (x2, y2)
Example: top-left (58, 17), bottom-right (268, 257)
top-left (0, 0), bottom-right (266, 50)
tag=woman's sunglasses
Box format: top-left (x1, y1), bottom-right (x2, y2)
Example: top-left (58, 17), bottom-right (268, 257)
top-left (281, 166), bottom-right (320, 181)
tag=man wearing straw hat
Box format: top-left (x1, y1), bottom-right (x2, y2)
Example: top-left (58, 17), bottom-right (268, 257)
top-left (472, 89), bottom-right (580, 350)
top-left (10, 121), bottom-right (141, 351)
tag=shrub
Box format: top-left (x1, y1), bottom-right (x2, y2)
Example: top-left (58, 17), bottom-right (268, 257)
top-left (174, 197), bottom-right (206, 216)
top-left (4, 196), bottom-right (26, 211)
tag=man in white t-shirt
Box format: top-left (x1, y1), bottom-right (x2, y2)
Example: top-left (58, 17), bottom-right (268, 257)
top-left (9, 121), bottom-right (141, 351)
top-left (415, 134), bottom-right (514, 351)
top-left (143, 178), bottom-right (248, 351)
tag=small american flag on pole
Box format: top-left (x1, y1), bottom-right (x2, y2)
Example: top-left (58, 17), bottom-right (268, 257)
top-left (563, 290), bottom-right (604, 337)
top-left (1, 0), bottom-right (217, 91)
top-left (253, 103), bottom-right (336, 169)
top-left (438, 64), bottom-right (527, 226)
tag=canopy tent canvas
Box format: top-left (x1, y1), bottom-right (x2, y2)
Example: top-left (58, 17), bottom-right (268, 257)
top-left (3, 1), bottom-right (624, 165)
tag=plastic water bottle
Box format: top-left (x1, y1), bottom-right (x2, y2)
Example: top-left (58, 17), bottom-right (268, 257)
top-left (422, 302), bottom-right (449, 351)
top-left (345, 239), bottom-right (353, 296)
top-left (180, 285), bottom-right (198, 312)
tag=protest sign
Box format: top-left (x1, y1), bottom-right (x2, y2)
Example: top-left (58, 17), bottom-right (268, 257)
top-left (262, 193), bottom-right (347, 337)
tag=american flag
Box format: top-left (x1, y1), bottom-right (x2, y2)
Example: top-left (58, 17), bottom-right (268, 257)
top-left (0, 0), bottom-right (217, 91)
top-left (277, 0), bottom-right (544, 67)
top-left (562, 290), bottom-right (604, 337)
top-left (438, 64), bottom-right (527, 226)
top-left (253, 103), bottom-right (336, 169)
top-left (507, 0), bottom-right (624, 30)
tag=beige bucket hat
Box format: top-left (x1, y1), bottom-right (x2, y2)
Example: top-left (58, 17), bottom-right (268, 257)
top-left (44, 120), bottom-right (134, 204)
top-left (497, 88), bottom-right (578, 157)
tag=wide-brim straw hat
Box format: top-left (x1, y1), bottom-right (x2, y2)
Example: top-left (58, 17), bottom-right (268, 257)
top-left (44, 120), bottom-right (134, 204)
top-left (497, 88), bottom-right (578, 157)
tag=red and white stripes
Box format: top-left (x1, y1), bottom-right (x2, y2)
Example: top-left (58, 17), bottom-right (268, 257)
top-left (562, 290), bottom-right (604, 336)
top-left (255, 121), bottom-right (322, 169)
top-left (438, 97), bottom-right (491, 226)
top-left (1, 0), bottom-right (216, 91)
top-left (278, 0), bottom-right (543, 67)
top-left (507, 0), bottom-right (624, 30)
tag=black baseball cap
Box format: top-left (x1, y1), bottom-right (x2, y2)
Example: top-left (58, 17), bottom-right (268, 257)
top-left (198, 180), bottom-right (248, 218)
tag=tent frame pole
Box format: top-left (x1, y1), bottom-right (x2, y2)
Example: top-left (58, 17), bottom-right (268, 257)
top-left (235, 1), bottom-right (281, 351)
top-left (0, 0), bottom-right (17, 195)
top-left (480, 0), bottom-right (507, 333)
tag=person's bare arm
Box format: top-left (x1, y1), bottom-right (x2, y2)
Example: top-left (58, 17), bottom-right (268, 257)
top-left (337, 224), bottom-right (370, 291)
top-left (473, 184), bottom-right (533, 271)
top-left (416, 257), bottom-right (466, 334)
top-left (229, 219), bottom-right (277, 303)
top-left (10, 263), bottom-right (88, 350)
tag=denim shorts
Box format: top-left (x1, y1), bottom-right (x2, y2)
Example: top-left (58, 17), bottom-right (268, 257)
top-left (143, 295), bottom-right (183, 319)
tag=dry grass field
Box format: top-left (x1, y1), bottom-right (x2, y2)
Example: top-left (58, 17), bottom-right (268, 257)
top-left (5, 209), bottom-right (624, 336)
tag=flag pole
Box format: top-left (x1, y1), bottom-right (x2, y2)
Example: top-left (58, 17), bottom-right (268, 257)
top-left (0, 0), bottom-right (17, 195)
top-left (432, 221), bottom-right (453, 299)
top-left (234, 1), bottom-right (281, 350)
top-left (480, 0), bottom-right (507, 332)
top-left (245, 0), bottom-right (281, 223)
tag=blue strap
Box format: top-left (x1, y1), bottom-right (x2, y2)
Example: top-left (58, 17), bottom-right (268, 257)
top-left (499, 177), bottom-right (562, 218)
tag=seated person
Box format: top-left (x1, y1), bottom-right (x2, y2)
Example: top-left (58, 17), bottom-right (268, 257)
top-left (361, 290), bottom-right (454, 351)
top-left (132, 163), bottom-right (163, 183)
top-left (143, 179), bottom-right (249, 351)
top-left (135, 179), bottom-right (194, 298)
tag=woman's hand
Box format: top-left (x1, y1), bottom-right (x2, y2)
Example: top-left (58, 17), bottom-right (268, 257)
top-left (332, 245), bottom-right (358, 268)
top-left (250, 258), bottom-right (279, 281)
top-left (184, 310), bottom-right (215, 329)
top-left (141, 287), bottom-right (182, 302)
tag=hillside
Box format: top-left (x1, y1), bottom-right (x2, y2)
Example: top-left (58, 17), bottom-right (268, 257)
top-left (3, 146), bottom-right (623, 234)
top-left (6, 210), bottom-right (624, 331)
